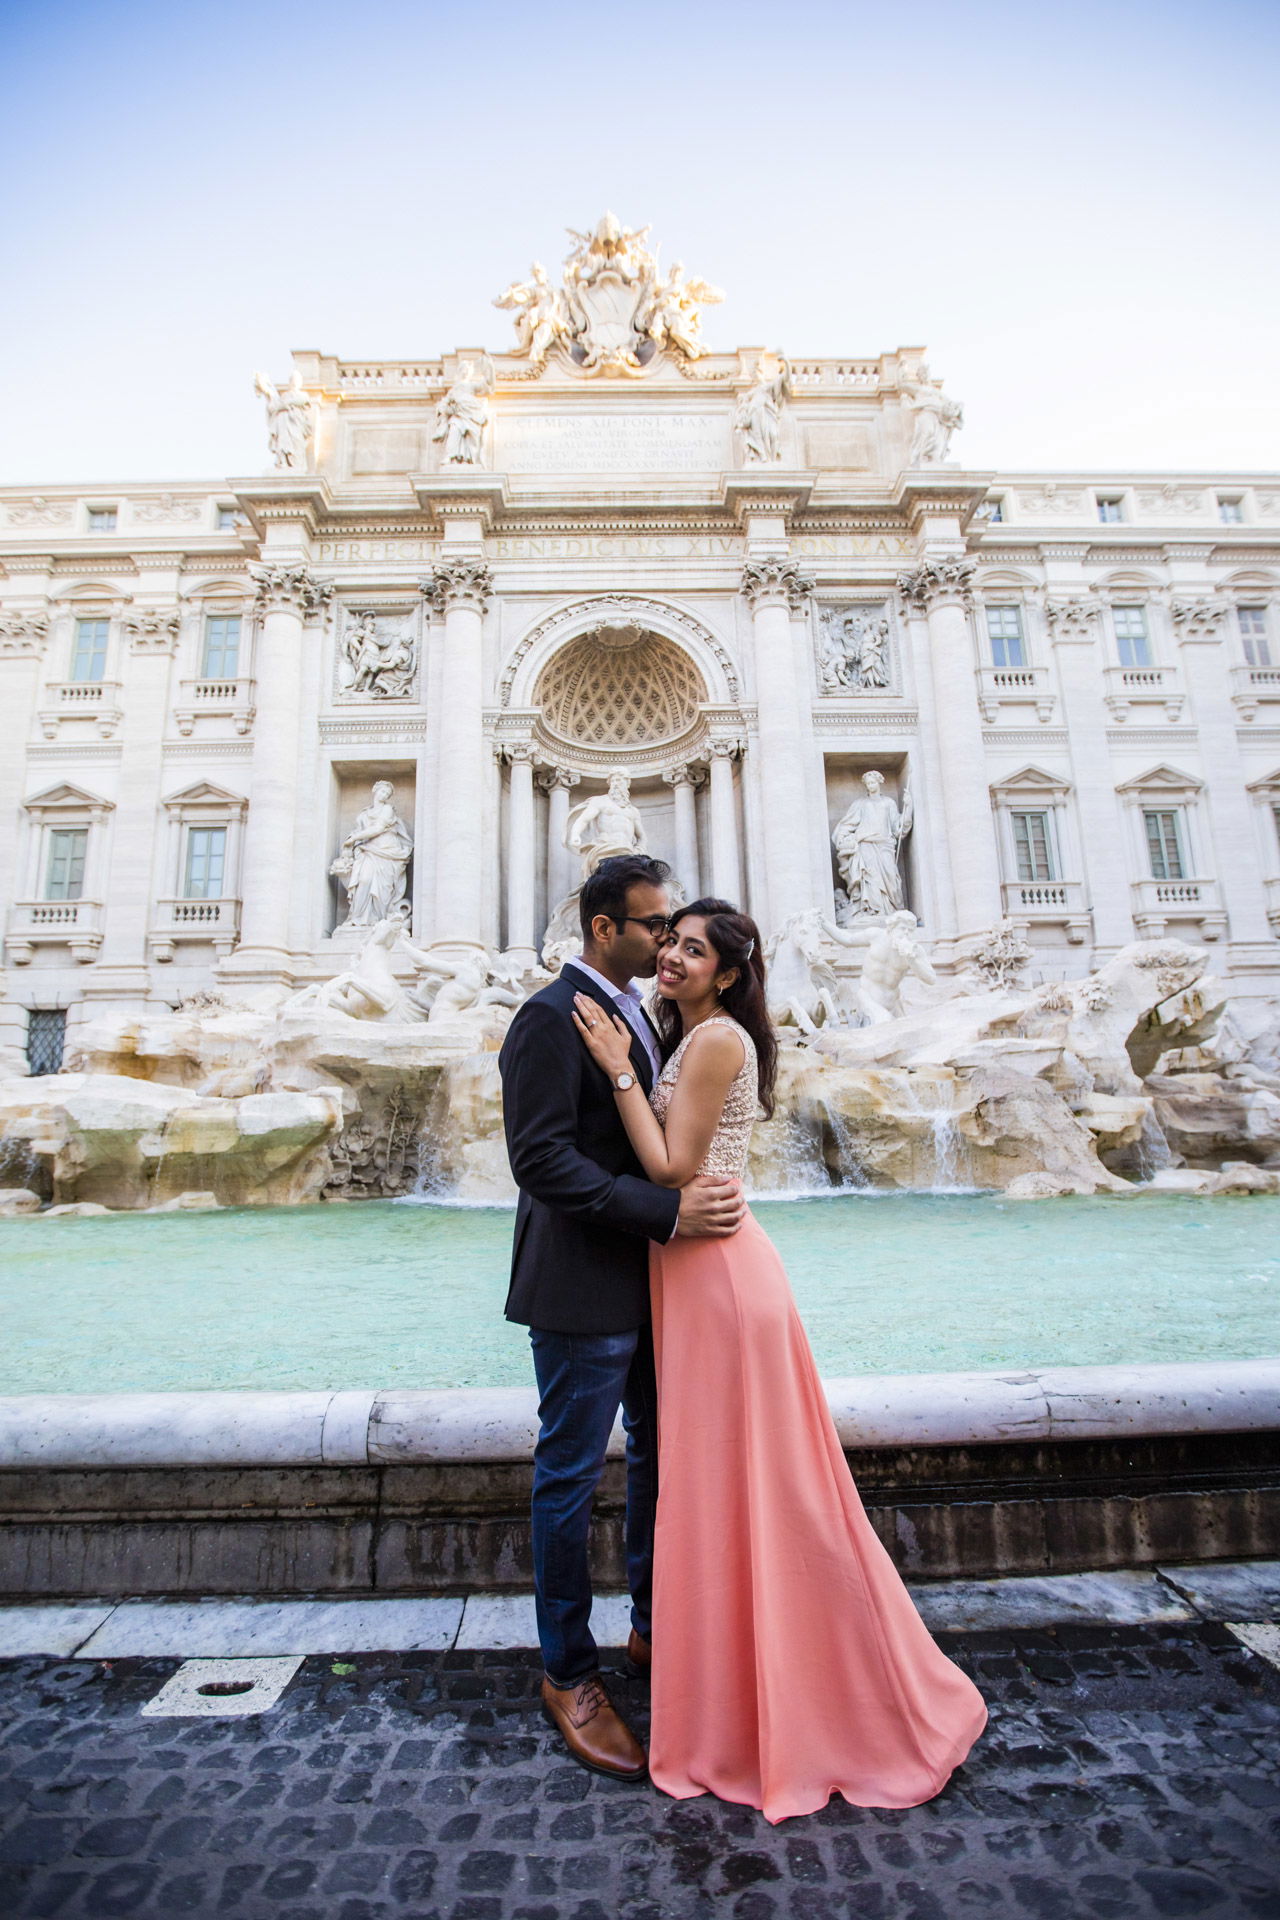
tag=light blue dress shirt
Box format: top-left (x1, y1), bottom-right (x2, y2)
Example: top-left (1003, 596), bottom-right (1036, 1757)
top-left (568, 958), bottom-right (663, 1085)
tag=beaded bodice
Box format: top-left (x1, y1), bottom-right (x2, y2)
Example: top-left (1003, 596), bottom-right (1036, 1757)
top-left (649, 1015), bottom-right (758, 1178)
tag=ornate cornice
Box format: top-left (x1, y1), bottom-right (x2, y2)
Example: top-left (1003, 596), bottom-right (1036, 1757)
top-left (897, 557), bottom-right (975, 611)
top-left (123, 609), bottom-right (181, 653)
top-left (0, 612), bottom-right (50, 656)
top-left (250, 563), bottom-right (333, 617)
top-left (536, 764), bottom-right (580, 792)
top-left (423, 559), bottom-right (494, 614)
top-left (740, 557), bottom-right (815, 613)
top-left (1170, 598), bottom-right (1229, 640)
top-left (1044, 597), bottom-right (1100, 640)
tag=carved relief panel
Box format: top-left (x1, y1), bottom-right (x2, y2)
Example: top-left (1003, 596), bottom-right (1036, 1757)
top-left (334, 606), bottom-right (420, 702)
top-left (814, 601), bottom-right (899, 697)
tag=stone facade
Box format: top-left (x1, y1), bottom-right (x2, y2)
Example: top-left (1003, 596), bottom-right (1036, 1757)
top-left (3, 218), bottom-right (1279, 1064)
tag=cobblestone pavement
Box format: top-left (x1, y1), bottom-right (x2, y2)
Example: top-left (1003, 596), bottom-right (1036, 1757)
top-left (1, 1623), bottom-right (1277, 1919)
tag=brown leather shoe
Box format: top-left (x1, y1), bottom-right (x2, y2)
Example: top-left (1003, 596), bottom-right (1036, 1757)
top-left (625, 1628), bottom-right (652, 1676)
top-left (541, 1672), bottom-right (647, 1781)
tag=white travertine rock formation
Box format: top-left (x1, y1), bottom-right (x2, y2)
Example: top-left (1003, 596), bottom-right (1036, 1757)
top-left (0, 1072), bottom-right (342, 1209)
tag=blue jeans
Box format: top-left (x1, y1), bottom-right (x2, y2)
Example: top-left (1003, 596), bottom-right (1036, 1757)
top-left (528, 1323), bottom-right (658, 1687)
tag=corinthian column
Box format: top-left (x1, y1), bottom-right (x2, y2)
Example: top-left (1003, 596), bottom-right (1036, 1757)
top-left (742, 558), bottom-right (816, 928)
top-left (426, 559), bottom-right (492, 946)
top-left (538, 765), bottom-right (579, 912)
top-left (664, 764), bottom-right (704, 899)
top-left (898, 558), bottom-right (1001, 936)
top-left (229, 565), bottom-right (331, 976)
top-left (707, 739), bottom-right (743, 901)
top-left (502, 742), bottom-right (538, 961)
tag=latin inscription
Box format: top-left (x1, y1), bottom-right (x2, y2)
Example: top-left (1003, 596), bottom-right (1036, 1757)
top-left (497, 413), bottom-right (730, 473)
top-left (316, 532), bottom-right (914, 564)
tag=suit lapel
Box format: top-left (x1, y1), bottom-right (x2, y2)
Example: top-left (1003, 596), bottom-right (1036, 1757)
top-left (562, 962), bottom-right (655, 1095)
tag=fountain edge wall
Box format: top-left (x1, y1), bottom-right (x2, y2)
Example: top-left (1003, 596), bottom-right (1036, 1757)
top-left (0, 1362), bottom-right (1276, 1599)
top-left (0, 1360), bottom-right (1276, 1469)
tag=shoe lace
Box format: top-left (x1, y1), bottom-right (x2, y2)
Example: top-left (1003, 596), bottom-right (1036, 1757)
top-left (571, 1675), bottom-right (610, 1725)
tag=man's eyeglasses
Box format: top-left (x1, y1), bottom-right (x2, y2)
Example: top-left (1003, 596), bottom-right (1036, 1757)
top-left (614, 915), bottom-right (672, 937)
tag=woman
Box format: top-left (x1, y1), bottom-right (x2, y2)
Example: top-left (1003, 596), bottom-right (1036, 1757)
top-left (571, 898), bottom-right (987, 1823)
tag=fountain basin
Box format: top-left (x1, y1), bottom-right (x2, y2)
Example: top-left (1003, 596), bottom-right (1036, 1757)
top-left (2, 1194), bottom-right (1276, 1392)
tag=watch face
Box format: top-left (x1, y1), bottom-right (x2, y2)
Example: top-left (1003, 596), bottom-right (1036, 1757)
top-left (616, 1072), bottom-right (635, 1090)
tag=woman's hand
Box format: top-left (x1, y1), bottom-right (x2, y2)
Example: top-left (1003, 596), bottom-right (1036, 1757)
top-left (571, 993), bottom-right (635, 1079)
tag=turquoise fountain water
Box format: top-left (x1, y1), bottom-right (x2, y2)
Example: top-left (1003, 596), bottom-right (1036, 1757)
top-left (3, 1193), bottom-right (1277, 1394)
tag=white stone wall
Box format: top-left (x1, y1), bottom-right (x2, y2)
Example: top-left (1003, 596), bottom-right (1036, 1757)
top-left (2, 352), bottom-right (1278, 1068)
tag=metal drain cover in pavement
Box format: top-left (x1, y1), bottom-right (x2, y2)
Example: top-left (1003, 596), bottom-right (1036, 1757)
top-left (140, 1655), bottom-right (304, 1718)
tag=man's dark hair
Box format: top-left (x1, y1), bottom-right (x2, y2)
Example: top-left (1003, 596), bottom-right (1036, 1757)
top-left (579, 854), bottom-right (672, 942)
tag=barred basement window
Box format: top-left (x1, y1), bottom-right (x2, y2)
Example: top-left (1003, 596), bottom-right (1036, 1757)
top-left (27, 1009), bottom-right (66, 1077)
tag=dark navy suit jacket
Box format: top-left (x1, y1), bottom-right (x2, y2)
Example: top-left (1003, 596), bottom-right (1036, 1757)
top-left (499, 960), bottom-right (680, 1333)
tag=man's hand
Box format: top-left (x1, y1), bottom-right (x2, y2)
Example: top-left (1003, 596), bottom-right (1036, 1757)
top-left (675, 1175), bottom-right (746, 1238)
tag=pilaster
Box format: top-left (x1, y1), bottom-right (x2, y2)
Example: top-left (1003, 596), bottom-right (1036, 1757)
top-left (898, 558), bottom-right (1001, 936)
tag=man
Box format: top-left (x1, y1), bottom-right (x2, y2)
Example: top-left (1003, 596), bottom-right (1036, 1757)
top-left (499, 853), bottom-right (746, 1780)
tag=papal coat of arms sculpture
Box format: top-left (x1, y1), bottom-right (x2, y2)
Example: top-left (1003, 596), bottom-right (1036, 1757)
top-left (495, 210), bottom-right (724, 377)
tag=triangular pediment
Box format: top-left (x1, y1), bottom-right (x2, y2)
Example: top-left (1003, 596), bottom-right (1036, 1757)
top-left (1245, 767), bottom-right (1280, 794)
top-left (989, 763), bottom-right (1071, 796)
top-left (161, 781), bottom-right (246, 808)
top-left (22, 782), bottom-right (112, 812)
top-left (1115, 763), bottom-right (1203, 794)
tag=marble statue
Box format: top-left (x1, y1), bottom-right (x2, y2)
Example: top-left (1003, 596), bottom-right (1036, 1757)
top-left (411, 948), bottom-right (525, 1027)
top-left (565, 770), bottom-right (646, 877)
top-left (765, 911), bottom-right (847, 1035)
top-left (496, 214), bottom-right (722, 375)
top-left (734, 357), bottom-right (787, 464)
top-left (330, 782), bottom-right (414, 928)
top-left (433, 357), bottom-right (494, 465)
top-left (832, 772), bottom-right (913, 918)
top-left (822, 911), bottom-right (937, 1024)
top-left (289, 917), bottom-right (425, 1022)
top-left (339, 612), bottom-right (416, 698)
top-left (254, 369), bottom-right (314, 471)
top-left (493, 262), bottom-right (567, 365)
top-left (642, 261), bottom-right (724, 360)
top-left (902, 364), bottom-right (964, 466)
top-left (856, 616), bottom-right (890, 687)
top-left (818, 610), bottom-right (892, 692)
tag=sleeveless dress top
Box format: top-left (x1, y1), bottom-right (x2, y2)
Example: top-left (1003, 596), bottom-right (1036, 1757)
top-left (646, 1008), bottom-right (987, 1822)
top-left (649, 1014), bottom-right (757, 1178)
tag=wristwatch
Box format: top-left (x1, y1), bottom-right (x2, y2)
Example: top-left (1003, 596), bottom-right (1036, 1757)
top-left (613, 1071), bottom-right (636, 1092)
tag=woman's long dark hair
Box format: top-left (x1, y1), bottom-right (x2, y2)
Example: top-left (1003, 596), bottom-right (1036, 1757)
top-left (652, 898), bottom-right (778, 1118)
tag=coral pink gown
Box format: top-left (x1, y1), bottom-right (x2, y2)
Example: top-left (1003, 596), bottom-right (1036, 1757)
top-left (648, 1017), bottom-right (987, 1823)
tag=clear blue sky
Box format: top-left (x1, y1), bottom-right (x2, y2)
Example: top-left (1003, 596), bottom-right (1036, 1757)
top-left (3, 0), bottom-right (1277, 484)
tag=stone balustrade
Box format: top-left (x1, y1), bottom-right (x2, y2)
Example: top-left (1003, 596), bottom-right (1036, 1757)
top-left (148, 896), bottom-right (242, 962)
top-left (976, 663), bottom-right (1056, 724)
top-left (173, 676), bottom-right (256, 736)
top-left (1102, 664), bottom-right (1184, 723)
top-left (5, 898), bottom-right (104, 965)
top-left (36, 681), bottom-right (123, 739)
top-left (1130, 875), bottom-right (1227, 940)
